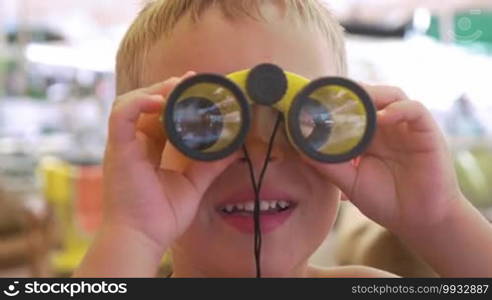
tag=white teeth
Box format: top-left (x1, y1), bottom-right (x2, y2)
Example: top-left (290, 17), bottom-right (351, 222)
top-left (221, 200), bottom-right (292, 213)
top-left (260, 201), bottom-right (270, 211)
top-left (244, 202), bottom-right (255, 212)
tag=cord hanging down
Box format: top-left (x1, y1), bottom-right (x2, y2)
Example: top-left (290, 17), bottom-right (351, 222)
top-left (242, 112), bottom-right (283, 278)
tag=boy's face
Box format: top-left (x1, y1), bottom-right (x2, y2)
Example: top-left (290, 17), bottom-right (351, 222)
top-left (144, 5), bottom-right (341, 277)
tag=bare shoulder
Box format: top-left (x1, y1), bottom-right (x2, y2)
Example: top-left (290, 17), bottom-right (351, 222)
top-left (308, 265), bottom-right (400, 278)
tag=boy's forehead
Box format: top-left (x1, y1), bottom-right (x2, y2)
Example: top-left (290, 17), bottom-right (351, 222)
top-left (142, 6), bottom-right (335, 86)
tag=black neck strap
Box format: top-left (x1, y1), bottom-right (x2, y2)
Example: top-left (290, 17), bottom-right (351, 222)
top-left (242, 111), bottom-right (283, 278)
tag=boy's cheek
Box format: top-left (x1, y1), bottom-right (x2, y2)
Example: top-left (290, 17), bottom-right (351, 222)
top-left (302, 191), bottom-right (341, 241)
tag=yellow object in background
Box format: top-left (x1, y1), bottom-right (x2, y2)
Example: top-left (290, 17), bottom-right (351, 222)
top-left (39, 157), bottom-right (91, 276)
top-left (39, 157), bottom-right (173, 277)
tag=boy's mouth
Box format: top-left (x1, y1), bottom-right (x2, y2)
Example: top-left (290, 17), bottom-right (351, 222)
top-left (219, 200), bottom-right (294, 215)
top-left (216, 192), bottom-right (297, 234)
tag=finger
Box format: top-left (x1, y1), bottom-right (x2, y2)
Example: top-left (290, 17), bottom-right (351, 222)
top-left (143, 71), bottom-right (196, 95)
top-left (109, 94), bottom-right (164, 144)
top-left (360, 84), bottom-right (410, 110)
top-left (378, 100), bottom-right (438, 132)
top-left (301, 156), bottom-right (358, 199)
top-left (136, 71), bottom-right (197, 140)
top-left (183, 153), bottom-right (241, 194)
top-left (137, 131), bottom-right (163, 166)
top-left (136, 112), bottom-right (167, 151)
top-left (362, 124), bottom-right (393, 158)
top-left (110, 72), bottom-right (197, 145)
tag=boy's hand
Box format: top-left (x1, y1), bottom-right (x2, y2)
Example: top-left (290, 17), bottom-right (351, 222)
top-left (305, 85), bottom-right (464, 234)
top-left (103, 74), bottom-right (237, 253)
top-left (76, 73), bottom-right (238, 277)
top-left (305, 84), bottom-right (492, 277)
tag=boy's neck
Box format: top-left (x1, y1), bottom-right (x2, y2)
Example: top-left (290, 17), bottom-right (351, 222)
top-left (171, 256), bottom-right (311, 278)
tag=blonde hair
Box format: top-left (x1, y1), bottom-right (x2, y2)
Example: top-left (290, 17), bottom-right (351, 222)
top-left (116, 0), bottom-right (347, 95)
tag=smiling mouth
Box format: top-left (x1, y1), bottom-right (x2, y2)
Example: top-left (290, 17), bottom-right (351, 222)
top-left (216, 199), bottom-right (297, 234)
top-left (218, 200), bottom-right (295, 216)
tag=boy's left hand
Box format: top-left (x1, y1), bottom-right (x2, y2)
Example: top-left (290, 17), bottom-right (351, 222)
top-left (305, 84), bottom-right (465, 235)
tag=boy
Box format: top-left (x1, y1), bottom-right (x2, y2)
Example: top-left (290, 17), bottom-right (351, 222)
top-left (75, 0), bottom-right (492, 277)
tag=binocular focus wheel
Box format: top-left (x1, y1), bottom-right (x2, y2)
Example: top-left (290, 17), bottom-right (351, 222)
top-left (246, 64), bottom-right (288, 106)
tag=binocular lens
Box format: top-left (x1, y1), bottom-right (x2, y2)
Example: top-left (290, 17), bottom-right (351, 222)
top-left (165, 76), bottom-right (250, 161)
top-left (299, 98), bottom-right (333, 150)
top-left (306, 85), bottom-right (367, 155)
top-left (290, 78), bottom-right (375, 162)
top-left (173, 97), bottom-right (224, 151)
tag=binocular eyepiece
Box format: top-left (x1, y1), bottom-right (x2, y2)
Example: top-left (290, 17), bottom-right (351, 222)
top-left (163, 63), bottom-right (376, 163)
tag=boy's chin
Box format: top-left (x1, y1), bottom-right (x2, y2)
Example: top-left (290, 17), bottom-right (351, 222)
top-left (216, 245), bottom-right (305, 276)
top-left (213, 262), bottom-right (300, 278)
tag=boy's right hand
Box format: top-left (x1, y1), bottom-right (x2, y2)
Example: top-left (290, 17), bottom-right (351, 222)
top-left (103, 74), bottom-right (238, 254)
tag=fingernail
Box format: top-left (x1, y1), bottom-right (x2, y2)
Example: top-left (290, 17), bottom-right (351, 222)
top-left (182, 71), bottom-right (196, 78)
top-left (377, 110), bottom-right (389, 122)
top-left (150, 95), bottom-right (165, 101)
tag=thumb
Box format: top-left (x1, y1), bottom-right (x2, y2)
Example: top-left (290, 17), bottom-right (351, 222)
top-left (301, 155), bottom-right (358, 199)
top-left (183, 153), bottom-right (240, 195)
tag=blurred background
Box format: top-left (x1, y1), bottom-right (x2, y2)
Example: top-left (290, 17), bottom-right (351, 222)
top-left (0, 0), bottom-right (491, 277)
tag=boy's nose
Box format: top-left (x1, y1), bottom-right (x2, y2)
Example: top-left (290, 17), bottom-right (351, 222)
top-left (243, 136), bottom-right (284, 165)
top-left (241, 106), bottom-right (285, 165)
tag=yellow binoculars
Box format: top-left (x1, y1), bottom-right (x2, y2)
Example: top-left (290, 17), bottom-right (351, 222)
top-left (162, 64), bottom-right (376, 163)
